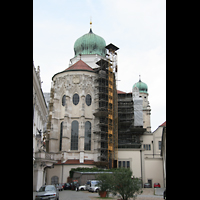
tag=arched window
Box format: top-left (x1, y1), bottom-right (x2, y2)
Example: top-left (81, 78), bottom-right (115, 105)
top-left (62, 95), bottom-right (66, 106)
top-left (71, 120), bottom-right (79, 150)
top-left (84, 121), bottom-right (91, 150)
top-left (59, 122), bottom-right (63, 151)
top-left (86, 94), bottom-right (92, 106)
top-left (73, 93), bottom-right (79, 105)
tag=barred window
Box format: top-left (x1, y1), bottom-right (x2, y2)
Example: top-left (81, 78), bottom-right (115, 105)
top-left (86, 94), bottom-right (92, 106)
top-left (84, 121), bottom-right (91, 150)
top-left (71, 120), bottom-right (79, 150)
top-left (73, 93), bottom-right (79, 105)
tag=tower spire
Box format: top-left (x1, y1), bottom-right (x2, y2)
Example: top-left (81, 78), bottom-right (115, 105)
top-left (139, 74), bottom-right (141, 82)
top-left (89, 17), bottom-right (93, 33)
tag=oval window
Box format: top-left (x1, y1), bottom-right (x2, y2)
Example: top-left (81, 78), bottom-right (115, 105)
top-left (86, 94), bottom-right (92, 106)
top-left (73, 93), bottom-right (79, 105)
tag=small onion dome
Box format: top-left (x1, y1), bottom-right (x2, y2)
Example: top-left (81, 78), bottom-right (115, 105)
top-left (133, 78), bottom-right (148, 94)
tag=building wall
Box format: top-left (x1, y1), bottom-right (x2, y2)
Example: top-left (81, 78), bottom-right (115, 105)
top-left (118, 149), bottom-right (142, 178)
top-left (142, 125), bottom-right (164, 188)
top-left (144, 158), bottom-right (163, 187)
top-left (46, 164), bottom-right (95, 184)
top-left (49, 70), bottom-right (99, 157)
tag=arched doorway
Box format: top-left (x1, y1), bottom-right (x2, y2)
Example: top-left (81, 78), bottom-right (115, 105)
top-left (51, 176), bottom-right (59, 185)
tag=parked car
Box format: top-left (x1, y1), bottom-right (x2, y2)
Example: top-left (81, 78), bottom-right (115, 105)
top-left (79, 184), bottom-right (86, 191)
top-left (144, 183), bottom-right (151, 188)
top-left (86, 180), bottom-right (91, 191)
top-left (89, 186), bottom-right (99, 192)
top-left (154, 183), bottom-right (160, 188)
top-left (56, 183), bottom-right (63, 191)
top-left (63, 183), bottom-right (71, 190)
top-left (89, 180), bottom-right (99, 192)
top-left (35, 185), bottom-right (59, 200)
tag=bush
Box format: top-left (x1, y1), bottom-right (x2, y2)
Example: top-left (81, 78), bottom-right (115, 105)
top-left (96, 168), bottom-right (143, 200)
top-left (111, 168), bottom-right (143, 200)
top-left (96, 172), bottom-right (113, 192)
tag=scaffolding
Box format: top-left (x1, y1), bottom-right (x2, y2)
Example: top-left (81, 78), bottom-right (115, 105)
top-left (93, 43), bottom-right (119, 169)
top-left (118, 92), bottom-right (146, 149)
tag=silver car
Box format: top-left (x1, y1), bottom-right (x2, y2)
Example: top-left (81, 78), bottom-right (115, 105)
top-left (35, 185), bottom-right (59, 200)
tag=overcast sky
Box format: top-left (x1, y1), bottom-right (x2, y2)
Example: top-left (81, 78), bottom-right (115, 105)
top-left (33, 0), bottom-right (166, 132)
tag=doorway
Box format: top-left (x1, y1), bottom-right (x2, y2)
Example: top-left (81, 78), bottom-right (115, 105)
top-left (51, 176), bottom-right (59, 185)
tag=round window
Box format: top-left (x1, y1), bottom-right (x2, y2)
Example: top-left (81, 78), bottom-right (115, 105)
top-left (86, 94), bottom-right (92, 106)
top-left (73, 93), bottom-right (79, 105)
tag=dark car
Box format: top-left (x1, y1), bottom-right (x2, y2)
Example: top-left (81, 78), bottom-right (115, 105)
top-left (154, 182), bottom-right (160, 188)
top-left (35, 185), bottom-right (59, 200)
top-left (63, 183), bottom-right (71, 190)
top-left (144, 183), bottom-right (151, 188)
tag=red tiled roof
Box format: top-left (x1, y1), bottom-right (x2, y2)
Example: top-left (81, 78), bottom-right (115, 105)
top-left (117, 90), bottom-right (126, 94)
top-left (55, 159), bottom-right (95, 165)
top-left (64, 60), bottom-right (93, 72)
top-left (160, 121), bottom-right (166, 127)
top-left (117, 90), bottom-right (132, 94)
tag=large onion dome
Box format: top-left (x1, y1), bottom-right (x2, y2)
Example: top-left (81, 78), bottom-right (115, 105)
top-left (74, 26), bottom-right (106, 57)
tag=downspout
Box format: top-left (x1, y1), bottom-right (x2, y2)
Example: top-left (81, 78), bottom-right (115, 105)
top-left (61, 164), bottom-right (63, 184)
top-left (140, 150), bottom-right (143, 187)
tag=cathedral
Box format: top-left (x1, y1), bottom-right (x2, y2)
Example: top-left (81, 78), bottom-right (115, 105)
top-left (42, 22), bottom-right (164, 188)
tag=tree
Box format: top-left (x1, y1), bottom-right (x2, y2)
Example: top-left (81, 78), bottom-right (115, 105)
top-left (111, 168), bottom-right (143, 200)
top-left (96, 172), bottom-right (113, 197)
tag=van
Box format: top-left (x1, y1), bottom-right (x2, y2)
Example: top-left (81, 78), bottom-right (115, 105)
top-left (89, 180), bottom-right (99, 192)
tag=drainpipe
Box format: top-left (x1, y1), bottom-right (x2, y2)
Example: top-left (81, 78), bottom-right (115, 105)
top-left (140, 150), bottom-right (143, 187)
top-left (61, 164), bottom-right (63, 184)
top-left (152, 140), bottom-right (154, 158)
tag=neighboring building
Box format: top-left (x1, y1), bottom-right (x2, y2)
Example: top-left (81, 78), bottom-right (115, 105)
top-left (161, 122), bottom-right (166, 188)
top-left (43, 93), bottom-right (50, 109)
top-left (33, 62), bottom-right (57, 191)
top-left (142, 121), bottom-right (166, 188)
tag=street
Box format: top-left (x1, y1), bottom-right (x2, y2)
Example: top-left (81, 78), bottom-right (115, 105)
top-left (33, 189), bottom-right (163, 200)
top-left (33, 190), bottom-right (99, 200)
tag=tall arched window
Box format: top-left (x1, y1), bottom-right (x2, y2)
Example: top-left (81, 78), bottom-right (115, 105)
top-left (71, 120), bottom-right (79, 150)
top-left (59, 122), bottom-right (63, 151)
top-left (62, 95), bottom-right (66, 106)
top-left (84, 121), bottom-right (91, 150)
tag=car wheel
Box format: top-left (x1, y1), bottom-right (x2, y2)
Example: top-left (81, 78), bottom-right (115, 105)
top-left (96, 189), bottom-right (99, 193)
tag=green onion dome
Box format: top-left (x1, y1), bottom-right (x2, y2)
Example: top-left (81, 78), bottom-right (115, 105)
top-left (74, 28), bottom-right (106, 57)
top-left (133, 78), bottom-right (148, 94)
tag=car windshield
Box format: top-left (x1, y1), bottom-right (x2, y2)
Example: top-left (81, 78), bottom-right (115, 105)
top-left (39, 185), bottom-right (55, 192)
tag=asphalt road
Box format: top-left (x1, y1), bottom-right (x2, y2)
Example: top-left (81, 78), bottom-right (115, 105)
top-left (33, 190), bottom-right (99, 200)
top-left (33, 188), bottom-right (163, 200)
